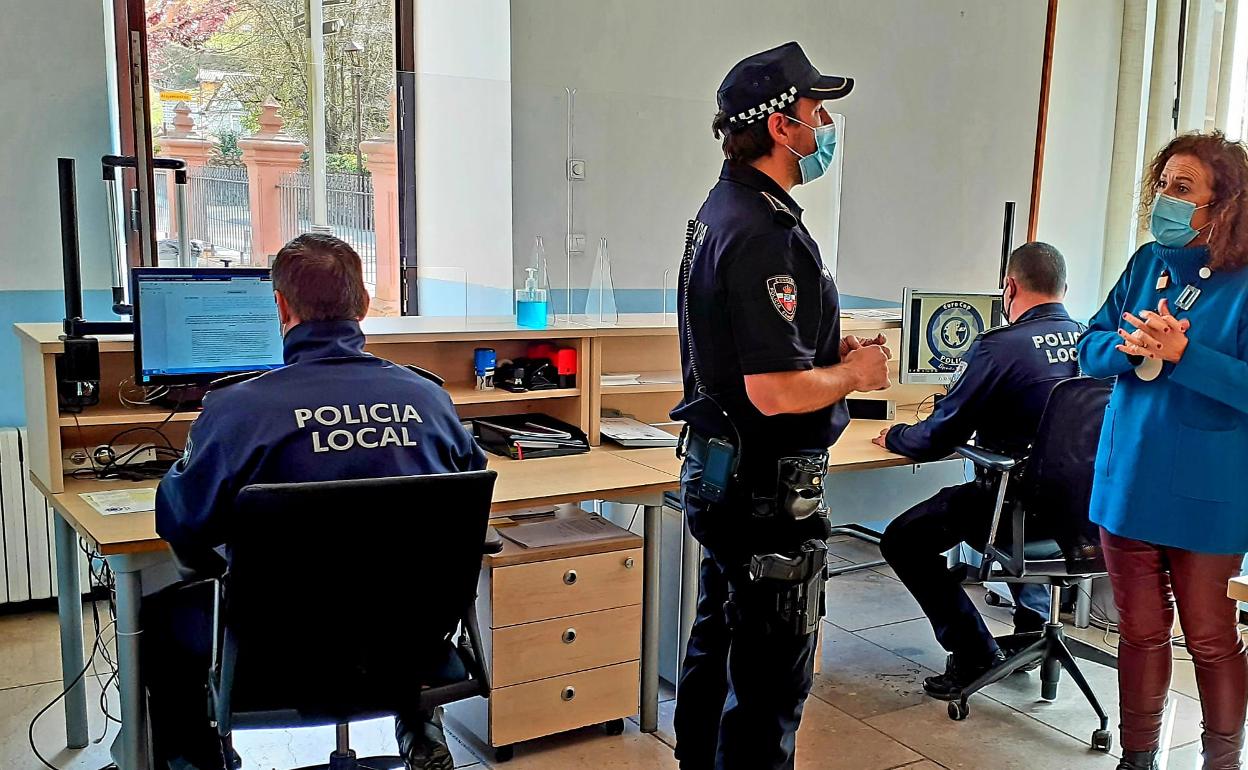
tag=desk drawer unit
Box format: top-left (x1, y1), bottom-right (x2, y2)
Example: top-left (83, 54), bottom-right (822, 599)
top-left (491, 547), bottom-right (643, 627)
top-left (451, 543), bottom-right (644, 754)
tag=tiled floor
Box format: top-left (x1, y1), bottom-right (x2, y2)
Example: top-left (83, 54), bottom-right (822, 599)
top-left (0, 539), bottom-right (1231, 769)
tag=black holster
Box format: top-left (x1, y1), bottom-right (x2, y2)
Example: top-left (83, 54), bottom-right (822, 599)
top-left (746, 539), bottom-right (830, 637)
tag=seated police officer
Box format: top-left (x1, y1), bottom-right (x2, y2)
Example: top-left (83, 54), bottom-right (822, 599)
top-left (147, 234), bottom-right (486, 770)
top-left (673, 43), bottom-right (890, 770)
top-left (871, 241), bottom-right (1082, 700)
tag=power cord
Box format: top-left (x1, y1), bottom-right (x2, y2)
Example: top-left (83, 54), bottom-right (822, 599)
top-left (28, 542), bottom-right (120, 770)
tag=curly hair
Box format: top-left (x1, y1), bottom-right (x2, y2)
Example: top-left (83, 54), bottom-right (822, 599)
top-left (1138, 131), bottom-right (1248, 271)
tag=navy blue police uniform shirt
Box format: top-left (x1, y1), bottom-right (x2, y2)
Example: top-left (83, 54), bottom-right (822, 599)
top-left (885, 303), bottom-right (1083, 463)
top-left (156, 319), bottom-right (487, 557)
top-left (673, 160), bottom-right (849, 473)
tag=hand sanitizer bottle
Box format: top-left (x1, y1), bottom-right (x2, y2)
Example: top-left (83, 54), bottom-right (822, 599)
top-left (516, 267), bottom-right (549, 329)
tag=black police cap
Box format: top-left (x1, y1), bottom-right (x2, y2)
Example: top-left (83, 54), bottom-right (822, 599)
top-left (717, 42), bottom-right (853, 132)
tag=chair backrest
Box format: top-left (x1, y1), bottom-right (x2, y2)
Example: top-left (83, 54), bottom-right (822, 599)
top-left (1017, 376), bottom-right (1112, 552)
top-left (216, 471), bottom-right (496, 725)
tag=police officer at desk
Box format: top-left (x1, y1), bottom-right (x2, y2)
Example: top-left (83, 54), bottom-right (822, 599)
top-left (872, 242), bottom-right (1083, 700)
top-left (148, 234), bottom-right (485, 770)
top-left (672, 42), bottom-right (890, 770)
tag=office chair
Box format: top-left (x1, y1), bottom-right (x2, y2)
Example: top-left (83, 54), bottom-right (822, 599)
top-left (947, 377), bottom-right (1114, 755)
top-left (208, 471), bottom-right (501, 770)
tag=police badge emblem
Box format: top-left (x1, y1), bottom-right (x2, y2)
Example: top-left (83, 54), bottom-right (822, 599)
top-left (767, 275), bottom-right (797, 321)
top-left (925, 301), bottom-right (984, 370)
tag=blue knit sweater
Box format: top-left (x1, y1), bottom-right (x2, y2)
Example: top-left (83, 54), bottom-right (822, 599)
top-left (1079, 241), bottom-right (1248, 554)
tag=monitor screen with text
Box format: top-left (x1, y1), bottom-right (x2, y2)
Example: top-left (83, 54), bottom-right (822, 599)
top-left (133, 268), bottom-right (285, 385)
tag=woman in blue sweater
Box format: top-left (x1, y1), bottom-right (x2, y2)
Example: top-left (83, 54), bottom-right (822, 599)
top-left (1080, 132), bottom-right (1248, 770)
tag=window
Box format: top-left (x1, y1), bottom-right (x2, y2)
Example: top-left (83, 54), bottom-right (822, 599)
top-left (113, 0), bottom-right (410, 315)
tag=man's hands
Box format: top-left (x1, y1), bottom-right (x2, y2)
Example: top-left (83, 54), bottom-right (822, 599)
top-left (871, 427), bottom-right (892, 448)
top-left (840, 333), bottom-right (889, 358)
top-left (843, 334), bottom-right (891, 392)
top-left (1117, 298), bottom-right (1191, 364)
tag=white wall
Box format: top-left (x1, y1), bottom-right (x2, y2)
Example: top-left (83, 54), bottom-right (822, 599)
top-left (509, 0), bottom-right (1048, 302)
top-left (1036, 0), bottom-right (1125, 320)
top-left (0, 0), bottom-right (115, 292)
top-left (415, 0), bottom-right (513, 313)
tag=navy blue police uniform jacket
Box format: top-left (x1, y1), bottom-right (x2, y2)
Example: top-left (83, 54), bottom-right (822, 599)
top-left (155, 319), bottom-right (487, 558)
top-left (673, 160), bottom-right (849, 479)
top-left (885, 303), bottom-right (1083, 463)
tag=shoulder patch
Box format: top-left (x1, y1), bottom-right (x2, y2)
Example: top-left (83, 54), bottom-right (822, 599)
top-left (949, 359), bottom-right (970, 387)
top-left (760, 191), bottom-right (798, 228)
top-left (766, 275), bottom-right (798, 322)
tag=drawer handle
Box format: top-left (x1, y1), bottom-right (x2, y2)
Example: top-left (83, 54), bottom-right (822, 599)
top-left (563, 569), bottom-right (578, 585)
top-left (624, 557), bottom-right (635, 570)
top-left (562, 628), bottom-right (577, 644)
top-left (561, 686), bottom-right (576, 702)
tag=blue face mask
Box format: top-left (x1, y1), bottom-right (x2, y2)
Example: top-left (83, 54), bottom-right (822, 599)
top-left (1150, 193), bottom-right (1211, 248)
top-left (785, 116), bottom-right (837, 184)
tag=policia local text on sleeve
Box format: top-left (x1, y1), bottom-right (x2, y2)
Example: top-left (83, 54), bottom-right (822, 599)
top-left (669, 42), bottom-right (890, 770)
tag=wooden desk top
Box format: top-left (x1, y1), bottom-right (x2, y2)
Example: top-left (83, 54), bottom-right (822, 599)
top-left (1229, 576), bottom-right (1248, 603)
top-left (35, 448), bottom-right (678, 557)
top-left (608, 419), bottom-right (921, 479)
top-left (15, 312), bottom-right (898, 353)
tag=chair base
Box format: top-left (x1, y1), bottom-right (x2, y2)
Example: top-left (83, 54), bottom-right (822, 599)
top-left (295, 753), bottom-right (407, 770)
top-left (945, 622), bottom-right (1113, 753)
top-left (825, 524), bottom-right (887, 576)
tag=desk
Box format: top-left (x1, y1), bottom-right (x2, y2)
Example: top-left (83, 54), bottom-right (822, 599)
top-left (1229, 576), bottom-right (1248, 603)
top-left (37, 449), bottom-right (677, 770)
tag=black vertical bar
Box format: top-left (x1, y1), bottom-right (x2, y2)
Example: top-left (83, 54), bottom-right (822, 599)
top-left (59, 158), bottom-right (84, 327)
top-left (396, 0), bottom-right (418, 314)
top-left (1175, 0), bottom-right (1188, 130)
top-left (126, 0), bottom-right (158, 266)
top-left (999, 201), bottom-right (1016, 289)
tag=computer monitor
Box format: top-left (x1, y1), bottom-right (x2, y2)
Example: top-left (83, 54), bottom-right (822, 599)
top-left (899, 288), bottom-right (1005, 385)
top-left (131, 267), bottom-right (285, 386)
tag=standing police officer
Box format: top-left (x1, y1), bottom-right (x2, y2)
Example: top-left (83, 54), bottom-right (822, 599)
top-left (873, 242), bottom-right (1083, 699)
top-left (672, 42), bottom-right (889, 770)
top-left (148, 234), bottom-right (485, 770)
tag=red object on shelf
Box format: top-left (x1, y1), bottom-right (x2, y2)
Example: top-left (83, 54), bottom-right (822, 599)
top-left (527, 342), bottom-right (558, 362)
top-left (555, 348), bottom-right (577, 376)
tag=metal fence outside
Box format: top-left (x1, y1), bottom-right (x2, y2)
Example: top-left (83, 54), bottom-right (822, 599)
top-left (278, 171), bottom-right (377, 287)
top-left (187, 166), bottom-right (251, 264)
top-left (155, 166), bottom-right (252, 265)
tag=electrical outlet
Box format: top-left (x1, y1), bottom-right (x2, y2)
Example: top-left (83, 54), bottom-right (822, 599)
top-left (62, 443), bottom-right (160, 472)
top-left (566, 233), bottom-right (586, 254)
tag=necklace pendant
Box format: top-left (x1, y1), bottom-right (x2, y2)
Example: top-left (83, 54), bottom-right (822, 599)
top-left (1176, 284), bottom-right (1202, 311)
top-left (1156, 272), bottom-right (1170, 291)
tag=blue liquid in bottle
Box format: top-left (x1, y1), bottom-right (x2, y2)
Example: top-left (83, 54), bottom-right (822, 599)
top-left (516, 267), bottom-right (549, 329)
top-left (517, 299), bottom-right (548, 329)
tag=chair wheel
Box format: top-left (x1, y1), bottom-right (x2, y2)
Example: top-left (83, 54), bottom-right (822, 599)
top-left (603, 718), bottom-right (626, 736)
top-left (1091, 729), bottom-right (1113, 752)
top-left (984, 590), bottom-right (1004, 607)
top-left (494, 745), bottom-right (515, 763)
top-left (1041, 681), bottom-right (1059, 701)
top-left (948, 700), bottom-right (969, 721)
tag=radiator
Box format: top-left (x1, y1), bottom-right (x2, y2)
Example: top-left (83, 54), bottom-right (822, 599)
top-left (0, 427), bottom-right (88, 604)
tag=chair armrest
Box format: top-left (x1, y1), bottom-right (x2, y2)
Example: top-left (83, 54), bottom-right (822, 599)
top-left (955, 445), bottom-right (1021, 473)
top-left (483, 526), bottom-right (505, 554)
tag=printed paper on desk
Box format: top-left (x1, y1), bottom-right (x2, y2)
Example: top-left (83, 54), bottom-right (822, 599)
top-left (79, 488), bottom-right (158, 516)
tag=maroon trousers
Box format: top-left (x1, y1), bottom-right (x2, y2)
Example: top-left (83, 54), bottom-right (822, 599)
top-left (1101, 528), bottom-right (1248, 768)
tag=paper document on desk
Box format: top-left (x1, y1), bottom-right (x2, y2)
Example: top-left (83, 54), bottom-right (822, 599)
top-left (501, 515), bottom-right (630, 549)
top-left (79, 488), bottom-right (157, 516)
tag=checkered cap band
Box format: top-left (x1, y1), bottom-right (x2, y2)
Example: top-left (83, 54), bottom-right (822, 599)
top-left (728, 86), bottom-right (798, 127)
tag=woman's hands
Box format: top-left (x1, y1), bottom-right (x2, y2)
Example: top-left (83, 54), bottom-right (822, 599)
top-left (1117, 298), bottom-right (1191, 364)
